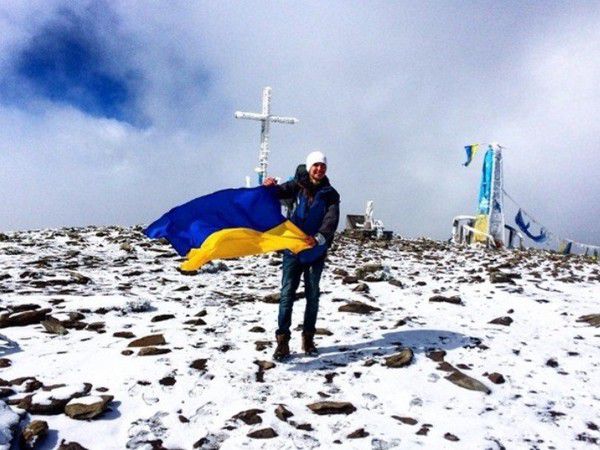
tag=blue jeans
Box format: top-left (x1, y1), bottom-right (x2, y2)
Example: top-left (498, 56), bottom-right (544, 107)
top-left (277, 253), bottom-right (325, 337)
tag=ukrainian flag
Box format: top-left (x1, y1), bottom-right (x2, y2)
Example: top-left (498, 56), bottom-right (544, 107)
top-left (463, 144), bottom-right (480, 167)
top-left (145, 186), bottom-right (311, 271)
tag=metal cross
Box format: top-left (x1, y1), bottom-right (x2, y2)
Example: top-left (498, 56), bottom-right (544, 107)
top-left (235, 86), bottom-right (298, 185)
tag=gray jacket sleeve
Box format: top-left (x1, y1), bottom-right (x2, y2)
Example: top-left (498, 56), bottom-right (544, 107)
top-left (318, 191), bottom-right (340, 245)
top-left (273, 180), bottom-right (299, 200)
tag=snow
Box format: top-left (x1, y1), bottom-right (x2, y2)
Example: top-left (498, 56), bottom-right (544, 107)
top-left (0, 226), bottom-right (599, 449)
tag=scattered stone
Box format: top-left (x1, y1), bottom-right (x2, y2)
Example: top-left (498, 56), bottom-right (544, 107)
top-left (416, 424), bottom-right (431, 435)
top-left (426, 350), bottom-right (446, 362)
top-left (347, 428), bottom-right (369, 438)
top-left (254, 360), bottom-right (275, 371)
top-left (138, 347), bottom-right (171, 356)
top-left (384, 348), bottom-right (414, 368)
top-left (0, 308), bottom-right (52, 328)
top-left (445, 370), bottom-right (491, 394)
top-left (546, 358), bottom-right (559, 368)
top-left (307, 401), bottom-right (356, 415)
top-left (232, 408), bottom-right (264, 425)
top-left (429, 295), bottom-right (462, 305)
top-left (488, 372), bottom-right (505, 384)
top-left (247, 427), bottom-right (278, 439)
top-left (444, 432), bottom-right (460, 442)
top-left (275, 404), bottom-right (294, 422)
top-left (151, 314), bottom-right (175, 322)
top-left (41, 317), bottom-right (69, 335)
top-left (159, 377), bottom-right (176, 386)
top-left (315, 328), bottom-right (333, 336)
top-left (392, 415), bottom-right (418, 425)
top-left (128, 334), bottom-right (166, 347)
top-left (577, 314), bottom-right (600, 327)
top-left (249, 326), bottom-right (266, 333)
top-left (338, 301), bottom-right (381, 315)
top-left (190, 359), bottom-right (208, 372)
top-left (0, 358), bottom-right (12, 368)
top-left (121, 350), bottom-right (134, 356)
top-left (352, 283), bottom-right (370, 293)
top-left (342, 276), bottom-right (358, 284)
top-left (254, 341), bottom-right (271, 351)
top-left (19, 383), bottom-right (92, 414)
top-left (64, 395), bottom-right (113, 420)
top-left (114, 331), bottom-right (136, 339)
top-left (262, 293), bottom-right (280, 304)
top-left (21, 419), bottom-right (48, 448)
top-left (488, 316), bottom-right (513, 326)
top-left (489, 272), bottom-right (516, 284)
top-left (58, 440), bottom-right (89, 450)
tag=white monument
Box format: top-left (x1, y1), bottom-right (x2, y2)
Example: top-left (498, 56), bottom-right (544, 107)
top-left (235, 87), bottom-right (298, 185)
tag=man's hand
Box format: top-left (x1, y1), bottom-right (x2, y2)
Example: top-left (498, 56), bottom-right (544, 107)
top-left (263, 177), bottom-right (278, 186)
top-left (304, 235), bottom-right (317, 247)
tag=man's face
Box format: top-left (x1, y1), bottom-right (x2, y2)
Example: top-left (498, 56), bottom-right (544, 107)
top-left (309, 162), bottom-right (327, 183)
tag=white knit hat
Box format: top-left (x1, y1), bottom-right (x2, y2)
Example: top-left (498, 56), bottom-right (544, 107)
top-left (306, 150), bottom-right (327, 169)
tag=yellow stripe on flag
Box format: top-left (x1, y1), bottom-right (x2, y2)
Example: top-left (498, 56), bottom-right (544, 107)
top-left (181, 220), bottom-right (311, 271)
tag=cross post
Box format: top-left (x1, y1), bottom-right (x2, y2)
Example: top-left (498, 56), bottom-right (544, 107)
top-left (235, 87), bottom-right (298, 185)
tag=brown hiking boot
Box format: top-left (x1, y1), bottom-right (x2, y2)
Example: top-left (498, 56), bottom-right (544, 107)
top-left (302, 332), bottom-right (318, 356)
top-left (273, 333), bottom-right (290, 361)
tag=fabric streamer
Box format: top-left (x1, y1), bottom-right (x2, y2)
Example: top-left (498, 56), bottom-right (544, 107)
top-left (515, 209), bottom-right (548, 243)
top-left (145, 186), bottom-right (311, 271)
top-left (463, 144), bottom-right (480, 167)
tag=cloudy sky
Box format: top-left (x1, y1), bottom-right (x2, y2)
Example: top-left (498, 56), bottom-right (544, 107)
top-left (1, 1), bottom-right (599, 245)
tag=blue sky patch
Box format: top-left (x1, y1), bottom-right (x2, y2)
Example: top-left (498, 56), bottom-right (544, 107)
top-left (11, 8), bottom-right (141, 125)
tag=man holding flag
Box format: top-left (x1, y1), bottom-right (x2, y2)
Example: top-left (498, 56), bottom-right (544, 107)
top-left (264, 150), bottom-right (340, 360)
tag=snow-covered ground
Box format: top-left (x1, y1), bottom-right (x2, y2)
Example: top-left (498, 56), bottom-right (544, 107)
top-left (0, 226), bottom-right (599, 449)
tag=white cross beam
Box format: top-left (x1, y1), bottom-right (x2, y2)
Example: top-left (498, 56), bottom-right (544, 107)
top-left (235, 86), bottom-right (298, 185)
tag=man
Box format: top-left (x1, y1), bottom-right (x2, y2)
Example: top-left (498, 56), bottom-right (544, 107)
top-left (263, 150), bottom-right (340, 360)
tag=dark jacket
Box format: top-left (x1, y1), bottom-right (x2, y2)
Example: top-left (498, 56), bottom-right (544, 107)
top-left (275, 170), bottom-right (340, 262)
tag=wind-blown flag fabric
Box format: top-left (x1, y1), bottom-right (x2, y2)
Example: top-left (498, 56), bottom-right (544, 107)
top-left (463, 144), bottom-right (480, 167)
top-left (145, 186), bottom-right (311, 270)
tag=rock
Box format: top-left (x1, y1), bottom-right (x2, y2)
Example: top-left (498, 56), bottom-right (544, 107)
top-left (489, 272), bottom-right (516, 284)
top-left (159, 376), bottom-right (176, 386)
top-left (307, 401), bottom-right (356, 415)
top-left (314, 328), bottom-right (333, 336)
top-left (577, 314), bottom-right (600, 327)
top-left (262, 293), bottom-right (280, 304)
top-left (0, 308), bottom-right (52, 328)
top-left (445, 370), bottom-right (491, 394)
top-left (275, 404), bottom-right (293, 422)
top-left (488, 372), bottom-right (505, 384)
top-left (488, 316), bottom-right (513, 326)
top-left (128, 334), bottom-right (166, 347)
top-left (347, 428), bottom-right (369, 438)
top-left (19, 383), bottom-right (92, 414)
top-left (247, 427), bottom-right (278, 439)
top-left (338, 301), bottom-right (381, 315)
top-left (41, 317), bottom-right (69, 335)
top-left (384, 348), bottom-right (414, 368)
top-left (426, 350), bottom-right (446, 362)
top-left (249, 326), bottom-right (266, 333)
top-left (138, 347), bottom-right (171, 356)
top-left (21, 419), bottom-right (48, 448)
top-left (392, 415), bottom-right (418, 425)
top-left (429, 295), bottom-right (462, 305)
top-left (352, 283), bottom-right (370, 293)
top-left (113, 331), bottom-right (136, 339)
top-left (58, 440), bottom-right (89, 450)
top-left (416, 424), bottom-right (431, 435)
top-left (342, 275), bottom-right (359, 284)
top-left (151, 314), bottom-right (175, 323)
top-left (0, 358), bottom-right (11, 368)
top-left (254, 360), bottom-right (275, 371)
top-left (546, 358), bottom-right (559, 368)
top-left (232, 408), bottom-right (264, 425)
top-left (444, 432), bottom-right (460, 441)
top-left (121, 350), bottom-right (134, 356)
top-left (64, 395), bottom-right (113, 420)
top-left (190, 359), bottom-right (208, 372)
top-left (254, 341), bottom-right (271, 351)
